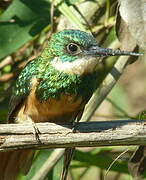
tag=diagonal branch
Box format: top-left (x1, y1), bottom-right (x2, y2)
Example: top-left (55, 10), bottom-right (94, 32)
top-left (0, 120), bottom-right (146, 152)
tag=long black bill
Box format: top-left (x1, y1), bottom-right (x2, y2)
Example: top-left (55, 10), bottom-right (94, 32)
top-left (86, 45), bottom-right (142, 57)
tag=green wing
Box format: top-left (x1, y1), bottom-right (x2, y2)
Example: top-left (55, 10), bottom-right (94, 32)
top-left (8, 59), bottom-right (38, 123)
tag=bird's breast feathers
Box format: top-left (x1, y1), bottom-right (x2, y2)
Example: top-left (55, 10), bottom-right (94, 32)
top-left (15, 83), bottom-right (84, 123)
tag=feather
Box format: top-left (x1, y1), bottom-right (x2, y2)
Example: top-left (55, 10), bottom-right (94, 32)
top-left (0, 150), bottom-right (34, 180)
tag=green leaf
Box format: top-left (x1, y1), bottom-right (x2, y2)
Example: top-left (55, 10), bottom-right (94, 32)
top-left (17, 149), bottom-right (63, 180)
top-left (72, 150), bottom-right (129, 174)
top-left (137, 110), bottom-right (146, 120)
top-left (51, 157), bottom-right (63, 180)
top-left (49, 0), bottom-right (87, 31)
top-left (18, 150), bottom-right (52, 180)
top-left (108, 84), bottom-right (131, 118)
top-left (0, 0), bottom-right (51, 60)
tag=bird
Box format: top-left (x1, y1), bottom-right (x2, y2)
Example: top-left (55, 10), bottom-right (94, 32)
top-left (0, 29), bottom-right (141, 180)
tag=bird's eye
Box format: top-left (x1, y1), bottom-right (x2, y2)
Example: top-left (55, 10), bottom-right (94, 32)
top-left (67, 43), bottom-right (82, 55)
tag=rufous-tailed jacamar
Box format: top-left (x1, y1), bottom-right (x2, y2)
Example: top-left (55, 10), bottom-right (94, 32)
top-left (0, 29), bottom-right (141, 180)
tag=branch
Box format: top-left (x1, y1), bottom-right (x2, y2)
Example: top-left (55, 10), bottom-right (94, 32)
top-left (0, 120), bottom-right (146, 152)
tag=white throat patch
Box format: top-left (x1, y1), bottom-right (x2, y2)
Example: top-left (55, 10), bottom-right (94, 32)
top-left (51, 56), bottom-right (100, 75)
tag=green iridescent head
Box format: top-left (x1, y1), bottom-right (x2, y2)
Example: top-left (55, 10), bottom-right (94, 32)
top-left (45, 29), bottom-right (97, 62)
top-left (43, 29), bottom-right (141, 63)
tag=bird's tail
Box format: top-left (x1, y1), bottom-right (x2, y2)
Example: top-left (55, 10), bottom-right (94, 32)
top-left (60, 147), bottom-right (75, 180)
top-left (0, 149), bottom-right (34, 180)
top-left (128, 146), bottom-right (146, 180)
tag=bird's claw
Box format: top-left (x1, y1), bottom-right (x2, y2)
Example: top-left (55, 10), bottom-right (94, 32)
top-left (32, 123), bottom-right (42, 144)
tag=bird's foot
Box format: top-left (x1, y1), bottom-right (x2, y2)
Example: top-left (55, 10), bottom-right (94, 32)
top-left (72, 121), bottom-right (80, 133)
top-left (32, 123), bottom-right (42, 144)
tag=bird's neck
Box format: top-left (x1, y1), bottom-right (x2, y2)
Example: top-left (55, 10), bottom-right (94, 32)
top-left (50, 56), bottom-right (99, 75)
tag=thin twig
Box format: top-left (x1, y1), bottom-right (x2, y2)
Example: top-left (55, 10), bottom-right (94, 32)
top-left (0, 56), bottom-right (13, 69)
top-left (81, 55), bottom-right (130, 122)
